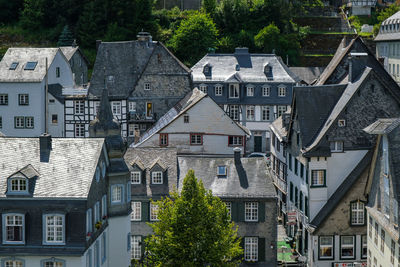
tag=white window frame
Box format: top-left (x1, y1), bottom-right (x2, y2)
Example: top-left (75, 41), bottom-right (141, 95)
top-left (277, 105), bottom-right (287, 118)
top-left (101, 195), bottom-right (107, 218)
top-left (262, 85), bottom-right (270, 97)
top-left (330, 141), bottom-right (344, 152)
top-left (199, 85), bottom-right (207, 93)
top-left (40, 258), bottom-right (65, 267)
top-left (278, 86), bottom-right (286, 97)
top-left (229, 105), bottom-right (239, 121)
top-left (246, 105), bottom-right (255, 121)
top-left (74, 100), bottom-right (85, 115)
top-left (25, 117), bottom-right (34, 129)
top-left (152, 171), bottom-right (163, 184)
top-left (351, 201), bottom-right (365, 225)
top-left (86, 208), bottom-right (93, 233)
top-left (131, 171), bottom-right (141, 184)
top-left (228, 136), bottom-right (243, 146)
top-left (128, 124), bottom-right (139, 137)
top-left (340, 235), bottom-right (355, 259)
top-left (319, 236), bottom-right (334, 259)
top-left (245, 202), bottom-right (258, 222)
top-left (75, 123), bottom-right (85, 137)
top-left (94, 101), bottom-right (100, 116)
top-left (111, 184), bottom-right (123, 204)
top-left (9, 178), bottom-right (28, 193)
top-left (4, 259), bottom-right (25, 267)
top-left (217, 166), bottom-right (227, 176)
top-left (244, 237), bottom-right (258, 261)
top-left (190, 134), bottom-right (202, 145)
top-left (131, 235), bottom-right (142, 260)
top-left (18, 94), bottom-right (29, 105)
top-left (246, 86), bottom-right (254, 96)
top-left (144, 83), bottom-right (151, 90)
top-left (2, 213), bottom-right (25, 244)
top-left (111, 102), bottom-right (121, 115)
top-left (215, 85), bottom-right (222, 96)
top-left (15, 116), bottom-right (24, 128)
top-left (0, 94), bottom-right (8, 105)
top-left (229, 84), bottom-right (239, 98)
top-left (43, 214), bottom-right (65, 245)
top-left (150, 202), bottom-right (159, 221)
top-left (311, 170), bottom-right (325, 187)
top-left (128, 102), bottom-right (136, 112)
top-left (131, 202), bottom-right (141, 221)
top-left (261, 106), bottom-right (270, 121)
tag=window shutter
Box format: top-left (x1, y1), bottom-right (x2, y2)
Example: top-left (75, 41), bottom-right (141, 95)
top-left (258, 237), bottom-right (266, 262)
top-left (259, 202), bottom-right (265, 222)
top-left (142, 202), bottom-right (149, 222)
top-left (237, 202), bottom-right (245, 222)
top-left (163, 171), bottom-right (167, 185)
top-left (141, 235), bottom-right (145, 256)
top-left (142, 170), bottom-right (146, 185)
top-left (323, 170), bottom-right (327, 186)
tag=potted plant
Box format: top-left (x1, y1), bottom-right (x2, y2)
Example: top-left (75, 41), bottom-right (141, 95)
top-left (95, 221), bottom-right (102, 229)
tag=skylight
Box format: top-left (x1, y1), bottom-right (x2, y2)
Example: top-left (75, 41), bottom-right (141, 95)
top-left (217, 166), bottom-right (227, 176)
top-left (9, 62), bottom-right (19, 70)
top-left (24, 61), bottom-right (38, 70)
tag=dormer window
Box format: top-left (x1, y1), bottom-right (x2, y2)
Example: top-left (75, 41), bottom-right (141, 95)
top-left (24, 61), bottom-right (37, 70)
top-left (217, 166), bottom-right (227, 176)
top-left (203, 64), bottom-right (212, 77)
top-left (264, 64), bottom-right (273, 80)
top-left (9, 62), bottom-right (18, 70)
top-left (10, 178), bottom-right (27, 193)
top-left (131, 171), bottom-right (141, 184)
top-left (152, 171), bottom-right (163, 184)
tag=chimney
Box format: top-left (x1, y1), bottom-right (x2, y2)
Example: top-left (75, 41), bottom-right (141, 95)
top-left (234, 147), bottom-right (241, 165)
top-left (234, 47), bottom-right (249, 55)
top-left (72, 39), bottom-right (77, 48)
top-left (96, 40), bottom-right (102, 51)
top-left (137, 31), bottom-right (152, 43)
top-left (348, 52), bottom-right (368, 83)
top-left (40, 133), bottom-right (52, 152)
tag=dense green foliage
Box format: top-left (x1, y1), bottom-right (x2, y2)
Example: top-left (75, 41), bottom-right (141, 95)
top-left (145, 170), bottom-right (242, 266)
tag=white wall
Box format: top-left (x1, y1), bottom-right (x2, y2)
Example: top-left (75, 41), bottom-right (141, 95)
top-left (48, 51), bottom-right (74, 87)
top-left (47, 94), bottom-right (64, 137)
top-left (107, 215), bottom-right (131, 267)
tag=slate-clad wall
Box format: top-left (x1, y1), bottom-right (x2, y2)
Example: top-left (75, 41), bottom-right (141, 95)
top-left (70, 52), bottom-right (88, 86)
top-left (0, 199), bottom-right (86, 255)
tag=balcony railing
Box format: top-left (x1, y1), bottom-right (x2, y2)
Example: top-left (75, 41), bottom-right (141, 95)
top-left (128, 112), bottom-right (157, 122)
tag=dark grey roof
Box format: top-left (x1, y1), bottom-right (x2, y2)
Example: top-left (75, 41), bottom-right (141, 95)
top-left (270, 115), bottom-right (288, 142)
top-left (48, 84), bottom-right (88, 103)
top-left (293, 84), bottom-right (347, 149)
top-left (289, 67), bottom-right (325, 85)
top-left (0, 137), bottom-right (104, 198)
top-left (88, 40), bottom-right (190, 99)
top-left (59, 46), bottom-right (89, 65)
top-left (375, 11), bottom-right (400, 42)
top-left (48, 84), bottom-right (64, 103)
top-left (177, 156), bottom-right (276, 199)
top-left (311, 150), bottom-right (373, 228)
top-left (191, 50), bottom-right (300, 83)
top-left (124, 147), bottom-right (178, 196)
top-left (363, 118), bottom-right (400, 134)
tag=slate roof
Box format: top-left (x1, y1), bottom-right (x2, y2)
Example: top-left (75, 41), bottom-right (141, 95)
top-left (0, 48), bottom-right (60, 82)
top-left (270, 115), bottom-right (288, 142)
top-left (177, 156), bottom-right (276, 199)
top-left (60, 46), bottom-right (89, 65)
top-left (88, 40), bottom-right (190, 99)
top-left (191, 49), bottom-right (300, 83)
top-left (363, 118), bottom-right (400, 134)
top-left (0, 137), bottom-right (104, 198)
top-left (375, 11), bottom-right (400, 42)
top-left (310, 150), bottom-right (373, 228)
top-left (289, 67), bottom-right (325, 85)
top-left (48, 84), bottom-right (88, 103)
top-left (133, 88), bottom-right (250, 146)
top-left (124, 147), bottom-right (178, 196)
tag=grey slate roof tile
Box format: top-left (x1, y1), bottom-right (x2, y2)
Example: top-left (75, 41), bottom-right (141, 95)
top-left (363, 118), bottom-right (400, 134)
top-left (375, 11), bottom-right (400, 41)
top-left (0, 138), bottom-right (104, 198)
top-left (289, 67), bottom-right (325, 85)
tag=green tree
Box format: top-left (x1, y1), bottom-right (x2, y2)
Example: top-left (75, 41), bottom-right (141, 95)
top-left (20, 0), bottom-right (45, 30)
top-left (254, 23), bottom-right (280, 54)
top-left (57, 25), bottom-right (75, 46)
top-left (146, 170), bottom-right (242, 266)
top-left (168, 12), bottom-right (218, 66)
top-left (202, 0), bottom-right (217, 16)
top-left (77, 0), bottom-right (107, 48)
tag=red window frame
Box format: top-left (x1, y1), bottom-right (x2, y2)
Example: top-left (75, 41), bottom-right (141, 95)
top-left (190, 133), bottom-right (203, 145)
top-left (159, 133), bottom-right (168, 146)
top-left (228, 135), bottom-right (244, 146)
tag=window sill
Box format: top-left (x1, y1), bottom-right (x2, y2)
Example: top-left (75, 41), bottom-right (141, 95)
top-left (2, 241), bottom-right (25, 245)
top-left (310, 185), bottom-right (327, 188)
top-left (43, 242), bottom-right (65, 246)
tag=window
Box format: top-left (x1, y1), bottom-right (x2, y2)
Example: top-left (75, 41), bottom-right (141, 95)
top-left (43, 214), bottom-right (65, 244)
top-left (51, 114), bottom-right (58, 124)
top-left (262, 86), bottom-right (270, 96)
top-left (294, 159), bottom-right (298, 175)
top-left (361, 235), bottom-right (367, 259)
top-left (56, 67), bottom-right (60, 78)
top-left (261, 106), bottom-right (271, 121)
top-left (24, 61), bottom-right (37, 70)
top-left (278, 86), bottom-right (286, 97)
top-left (311, 170), bottom-right (326, 187)
top-left (75, 123), bottom-right (85, 137)
top-left (9, 62), bottom-right (19, 70)
top-left (144, 83), bottom-right (151, 90)
top-left (215, 85), bottom-right (222, 96)
top-left (338, 119), bottom-right (346, 127)
top-left (111, 185), bottom-right (123, 204)
top-left (102, 233), bottom-right (107, 263)
top-left (160, 133), bottom-right (168, 146)
top-left (381, 229), bottom-right (385, 253)
top-left (350, 201), bottom-right (365, 225)
top-left (374, 222), bottom-right (378, 245)
top-left (3, 214), bottom-right (24, 244)
top-left (368, 216), bottom-right (373, 238)
top-left (225, 202), bottom-right (231, 220)
top-left (229, 105), bottom-right (239, 121)
top-left (294, 187), bottom-right (298, 207)
top-left (112, 102), bottom-right (121, 115)
top-left (14, 116), bottom-right (24, 128)
top-left (0, 94), bottom-right (8, 105)
top-left (94, 101), bottom-right (100, 115)
top-left (9, 178), bottom-right (27, 193)
top-left (246, 105), bottom-right (255, 121)
top-left (229, 84), bottom-right (239, 98)
top-left (190, 133), bottom-right (202, 145)
top-left (199, 85), bottom-right (207, 93)
top-left (131, 236), bottom-right (142, 260)
top-left (41, 258), bottom-right (65, 267)
top-left (18, 94), bottom-right (29, 105)
top-left (245, 202), bottom-right (258, 222)
top-left (0, 116), bottom-right (2, 128)
top-left (152, 172), bottom-right (163, 184)
top-left (131, 202), bottom-right (141, 221)
top-left (247, 86), bottom-right (254, 96)
top-left (228, 136), bottom-right (243, 146)
top-left (4, 259), bottom-right (24, 267)
top-left (128, 124), bottom-right (139, 137)
top-left (146, 102), bottom-right (153, 118)
top-left (299, 191), bottom-right (303, 211)
top-left (94, 241), bottom-right (99, 267)
top-left (131, 171), bottom-right (141, 184)
top-left (391, 239), bottom-right (395, 264)
top-left (244, 237), bottom-right (258, 261)
top-left (319, 236), bottom-right (334, 259)
top-left (129, 102), bottom-right (136, 112)
top-left (86, 209), bottom-right (93, 233)
top-left (217, 166), bottom-right (227, 176)
top-left (101, 195), bottom-right (107, 218)
top-left (330, 141), bottom-right (344, 152)
top-left (74, 100), bottom-right (85, 115)
top-left (184, 114), bottom-right (189, 123)
top-left (107, 75), bottom-right (114, 84)
top-left (305, 196), bottom-right (309, 217)
top-left (150, 202), bottom-right (159, 221)
top-left (95, 167), bottom-right (100, 182)
top-left (340, 236), bottom-right (355, 259)
top-left (277, 106), bottom-right (287, 117)
top-left (94, 202), bottom-right (100, 223)
top-left (289, 182), bottom-right (293, 202)
top-left (25, 117), bottom-right (34, 129)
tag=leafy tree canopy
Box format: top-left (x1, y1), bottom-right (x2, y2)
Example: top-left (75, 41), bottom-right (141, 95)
top-left (146, 169), bottom-right (242, 266)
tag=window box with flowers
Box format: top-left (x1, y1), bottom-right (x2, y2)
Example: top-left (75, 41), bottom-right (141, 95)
top-left (86, 232), bottom-right (92, 241)
top-left (95, 221), bottom-right (103, 230)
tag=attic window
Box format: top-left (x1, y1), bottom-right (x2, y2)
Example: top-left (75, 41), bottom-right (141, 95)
top-left (338, 119), bottom-right (346, 127)
top-left (236, 64), bottom-right (240, 71)
top-left (217, 166), bottom-right (227, 176)
top-left (24, 61), bottom-right (37, 70)
top-left (264, 64), bottom-right (273, 80)
top-left (9, 62), bottom-right (19, 70)
top-left (9, 178), bottom-right (28, 193)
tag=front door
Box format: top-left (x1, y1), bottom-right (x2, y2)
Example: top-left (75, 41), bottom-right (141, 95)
top-left (254, 136), bottom-right (262, 152)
